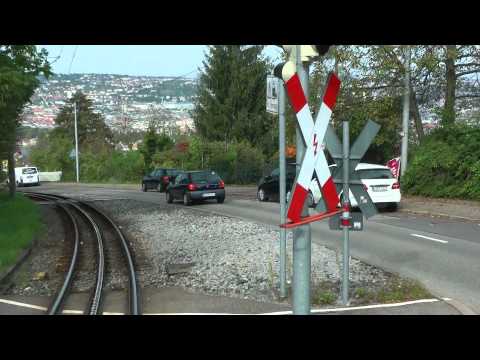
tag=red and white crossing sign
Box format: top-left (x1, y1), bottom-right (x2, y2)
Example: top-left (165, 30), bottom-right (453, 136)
top-left (284, 71), bottom-right (341, 224)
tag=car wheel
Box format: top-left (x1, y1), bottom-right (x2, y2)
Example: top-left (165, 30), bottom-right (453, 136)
top-left (217, 197), bottom-right (225, 204)
top-left (257, 188), bottom-right (268, 202)
top-left (183, 192), bottom-right (192, 206)
top-left (167, 191), bottom-right (173, 203)
top-left (142, 183), bottom-right (147, 192)
top-left (307, 192), bottom-right (315, 208)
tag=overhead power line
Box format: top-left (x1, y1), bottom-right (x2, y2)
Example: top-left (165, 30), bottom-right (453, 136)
top-left (68, 45), bottom-right (79, 74)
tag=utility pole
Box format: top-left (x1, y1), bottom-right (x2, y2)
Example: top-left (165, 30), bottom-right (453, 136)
top-left (341, 120), bottom-right (351, 305)
top-left (278, 78), bottom-right (287, 299)
top-left (74, 101), bottom-right (79, 183)
top-left (401, 45), bottom-right (411, 177)
top-left (292, 45), bottom-right (312, 315)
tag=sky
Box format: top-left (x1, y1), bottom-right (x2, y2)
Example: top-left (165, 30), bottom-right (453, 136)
top-left (39, 45), bottom-right (283, 77)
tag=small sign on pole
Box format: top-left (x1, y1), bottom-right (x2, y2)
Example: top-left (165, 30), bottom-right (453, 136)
top-left (386, 157), bottom-right (401, 179)
top-left (266, 75), bottom-right (280, 114)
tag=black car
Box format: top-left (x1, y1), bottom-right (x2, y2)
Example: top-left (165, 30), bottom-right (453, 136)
top-left (257, 163), bottom-right (318, 207)
top-left (166, 170), bottom-right (225, 205)
top-left (142, 168), bottom-right (182, 192)
top-left (257, 164), bottom-right (296, 202)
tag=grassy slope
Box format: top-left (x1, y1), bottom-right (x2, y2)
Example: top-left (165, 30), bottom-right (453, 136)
top-left (0, 191), bottom-right (42, 273)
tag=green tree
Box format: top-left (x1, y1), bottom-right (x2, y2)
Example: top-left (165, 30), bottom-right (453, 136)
top-left (54, 91), bottom-right (114, 154)
top-left (139, 123), bottom-right (174, 172)
top-left (193, 45), bottom-right (273, 155)
top-left (0, 45), bottom-right (51, 197)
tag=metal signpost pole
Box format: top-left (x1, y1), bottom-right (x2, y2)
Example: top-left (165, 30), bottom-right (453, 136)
top-left (278, 79), bottom-right (287, 299)
top-left (74, 102), bottom-right (79, 183)
top-left (400, 45), bottom-right (411, 177)
top-left (341, 120), bottom-right (351, 305)
top-left (292, 45), bottom-right (311, 315)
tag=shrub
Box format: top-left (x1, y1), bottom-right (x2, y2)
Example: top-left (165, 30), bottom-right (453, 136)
top-left (232, 141), bottom-right (265, 184)
top-left (402, 123), bottom-right (480, 200)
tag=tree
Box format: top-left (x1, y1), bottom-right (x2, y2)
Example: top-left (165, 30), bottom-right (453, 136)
top-left (54, 91), bottom-right (114, 154)
top-left (0, 45), bottom-right (51, 197)
top-left (193, 45), bottom-right (273, 155)
top-left (139, 123), bottom-right (174, 172)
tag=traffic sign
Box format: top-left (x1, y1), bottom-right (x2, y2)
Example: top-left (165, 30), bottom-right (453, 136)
top-left (317, 120), bottom-right (381, 219)
top-left (280, 70), bottom-right (341, 226)
top-left (266, 75), bottom-right (280, 114)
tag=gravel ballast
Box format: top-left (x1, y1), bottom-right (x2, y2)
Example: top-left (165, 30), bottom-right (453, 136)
top-left (97, 200), bottom-right (408, 305)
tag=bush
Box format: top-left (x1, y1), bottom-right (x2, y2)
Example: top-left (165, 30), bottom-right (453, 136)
top-left (232, 141), bottom-right (265, 184)
top-left (402, 123), bottom-right (480, 200)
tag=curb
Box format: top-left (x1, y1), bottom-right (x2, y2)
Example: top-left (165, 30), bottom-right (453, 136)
top-left (443, 298), bottom-right (477, 315)
top-left (398, 208), bottom-right (480, 222)
top-left (0, 237), bottom-right (37, 285)
top-left (427, 289), bottom-right (477, 315)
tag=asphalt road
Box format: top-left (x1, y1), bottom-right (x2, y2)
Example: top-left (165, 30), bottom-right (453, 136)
top-left (22, 183), bottom-right (480, 313)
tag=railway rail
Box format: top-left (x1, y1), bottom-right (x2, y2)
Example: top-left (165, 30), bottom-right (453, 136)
top-left (24, 192), bottom-right (140, 315)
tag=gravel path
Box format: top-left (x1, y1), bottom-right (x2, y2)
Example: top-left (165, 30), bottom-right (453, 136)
top-left (97, 199), bottom-right (399, 305)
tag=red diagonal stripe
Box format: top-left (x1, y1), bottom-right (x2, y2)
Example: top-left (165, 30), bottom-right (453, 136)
top-left (285, 74), bottom-right (307, 114)
top-left (322, 176), bottom-right (340, 212)
top-left (287, 184), bottom-right (309, 223)
top-left (323, 72), bottom-right (341, 110)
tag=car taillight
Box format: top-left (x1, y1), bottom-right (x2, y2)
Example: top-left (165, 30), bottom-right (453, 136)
top-left (392, 182), bottom-right (400, 190)
top-left (187, 183), bottom-right (197, 191)
top-left (219, 180), bottom-right (224, 189)
top-left (363, 184), bottom-right (368, 191)
top-left (162, 176), bottom-right (169, 183)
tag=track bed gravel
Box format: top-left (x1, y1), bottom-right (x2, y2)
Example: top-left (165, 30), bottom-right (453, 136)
top-left (95, 199), bottom-right (426, 305)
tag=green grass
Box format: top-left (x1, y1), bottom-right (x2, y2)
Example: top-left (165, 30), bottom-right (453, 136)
top-left (353, 277), bottom-right (431, 305)
top-left (0, 191), bottom-right (42, 273)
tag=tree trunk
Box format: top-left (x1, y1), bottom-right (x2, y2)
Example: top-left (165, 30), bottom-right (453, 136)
top-left (443, 45), bottom-right (457, 125)
top-left (8, 147), bottom-right (16, 199)
top-left (409, 87), bottom-right (425, 143)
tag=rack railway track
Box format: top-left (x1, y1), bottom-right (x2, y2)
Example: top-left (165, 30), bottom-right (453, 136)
top-left (24, 192), bottom-right (140, 315)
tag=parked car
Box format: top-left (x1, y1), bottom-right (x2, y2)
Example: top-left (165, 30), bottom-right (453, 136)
top-left (11, 166), bottom-right (40, 187)
top-left (260, 163), bottom-right (401, 211)
top-left (142, 168), bottom-right (182, 192)
top-left (166, 170), bottom-right (225, 205)
top-left (342, 163), bottom-right (401, 211)
top-left (305, 163), bottom-right (401, 211)
top-left (257, 163), bottom-right (320, 208)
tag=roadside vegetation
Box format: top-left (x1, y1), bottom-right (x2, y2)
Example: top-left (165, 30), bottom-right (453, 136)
top-left (311, 276), bottom-right (431, 306)
top-left (0, 191), bottom-right (42, 273)
top-left (403, 123), bottom-right (480, 200)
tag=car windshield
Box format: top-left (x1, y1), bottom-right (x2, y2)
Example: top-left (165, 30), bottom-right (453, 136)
top-left (357, 169), bottom-right (394, 180)
top-left (22, 168), bottom-right (37, 174)
top-left (166, 169), bottom-right (181, 176)
top-left (191, 171), bottom-right (221, 184)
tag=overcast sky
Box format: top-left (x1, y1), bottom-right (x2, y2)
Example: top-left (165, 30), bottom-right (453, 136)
top-left (39, 45), bottom-right (283, 77)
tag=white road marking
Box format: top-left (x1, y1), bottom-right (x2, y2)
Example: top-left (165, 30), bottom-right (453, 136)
top-left (0, 298), bottom-right (47, 311)
top-left (260, 298), bottom-right (441, 315)
top-left (0, 297), bottom-right (450, 315)
top-left (62, 309), bottom-right (84, 315)
top-left (411, 233), bottom-right (448, 244)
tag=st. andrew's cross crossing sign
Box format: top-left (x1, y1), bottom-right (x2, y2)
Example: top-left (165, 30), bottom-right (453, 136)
top-left (280, 69), bottom-right (342, 228)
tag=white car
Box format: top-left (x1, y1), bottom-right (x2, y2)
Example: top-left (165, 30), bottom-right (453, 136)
top-left (298, 163), bottom-right (401, 211)
top-left (14, 166), bottom-right (41, 187)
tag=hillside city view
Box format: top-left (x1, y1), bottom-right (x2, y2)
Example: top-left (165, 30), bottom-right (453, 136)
top-left (23, 73), bottom-right (197, 133)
